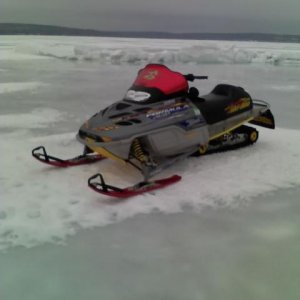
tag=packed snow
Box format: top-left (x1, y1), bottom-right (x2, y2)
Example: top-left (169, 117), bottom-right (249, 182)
top-left (0, 82), bottom-right (47, 95)
top-left (1, 36), bottom-right (300, 251)
top-left (1, 121), bottom-right (300, 250)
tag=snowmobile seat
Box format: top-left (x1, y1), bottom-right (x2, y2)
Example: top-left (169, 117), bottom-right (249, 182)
top-left (193, 84), bottom-right (252, 124)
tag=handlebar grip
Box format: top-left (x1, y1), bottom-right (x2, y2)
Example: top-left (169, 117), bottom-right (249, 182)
top-left (194, 76), bottom-right (208, 80)
top-left (184, 74), bottom-right (208, 81)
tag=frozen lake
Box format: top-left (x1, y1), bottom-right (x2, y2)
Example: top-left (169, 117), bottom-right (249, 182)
top-left (1, 36), bottom-right (300, 299)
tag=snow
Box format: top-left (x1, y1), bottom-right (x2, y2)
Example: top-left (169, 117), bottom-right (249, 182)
top-left (1, 123), bottom-right (300, 250)
top-left (1, 35), bottom-right (300, 300)
top-left (0, 108), bottom-right (63, 129)
top-left (0, 82), bottom-right (47, 95)
top-left (1, 36), bottom-right (300, 251)
top-left (7, 35), bottom-right (300, 65)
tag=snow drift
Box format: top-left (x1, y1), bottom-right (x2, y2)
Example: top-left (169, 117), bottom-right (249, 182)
top-left (11, 36), bottom-right (300, 66)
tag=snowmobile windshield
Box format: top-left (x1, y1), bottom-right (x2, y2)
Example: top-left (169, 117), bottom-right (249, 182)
top-left (124, 64), bottom-right (189, 103)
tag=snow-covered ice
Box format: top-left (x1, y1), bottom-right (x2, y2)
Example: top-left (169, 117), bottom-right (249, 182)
top-left (0, 82), bottom-right (47, 95)
top-left (1, 124), bottom-right (300, 250)
top-left (1, 36), bottom-right (300, 251)
top-left (1, 35), bottom-right (300, 300)
top-left (5, 35), bottom-right (300, 65)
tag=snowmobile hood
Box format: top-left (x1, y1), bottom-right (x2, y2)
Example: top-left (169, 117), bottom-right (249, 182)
top-left (78, 64), bottom-right (202, 144)
top-left (78, 98), bottom-right (201, 143)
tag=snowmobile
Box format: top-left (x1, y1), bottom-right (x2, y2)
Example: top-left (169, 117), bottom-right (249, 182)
top-left (32, 64), bottom-right (275, 198)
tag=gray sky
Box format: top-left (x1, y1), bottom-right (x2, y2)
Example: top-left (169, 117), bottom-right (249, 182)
top-left (1, 0), bottom-right (300, 34)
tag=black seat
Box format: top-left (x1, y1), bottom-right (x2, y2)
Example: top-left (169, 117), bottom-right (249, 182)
top-left (211, 84), bottom-right (250, 98)
top-left (191, 84), bottom-right (252, 124)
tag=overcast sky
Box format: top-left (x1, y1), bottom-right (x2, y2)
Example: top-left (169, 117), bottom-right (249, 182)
top-left (1, 0), bottom-right (300, 34)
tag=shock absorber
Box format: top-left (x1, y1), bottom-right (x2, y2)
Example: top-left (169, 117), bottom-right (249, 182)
top-left (131, 138), bottom-right (149, 164)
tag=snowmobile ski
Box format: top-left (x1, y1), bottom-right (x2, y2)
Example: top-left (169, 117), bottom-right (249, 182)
top-left (32, 146), bottom-right (104, 167)
top-left (88, 173), bottom-right (182, 198)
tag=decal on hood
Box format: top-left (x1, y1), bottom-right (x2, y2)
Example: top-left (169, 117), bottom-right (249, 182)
top-left (146, 102), bottom-right (189, 120)
top-left (125, 90), bottom-right (151, 102)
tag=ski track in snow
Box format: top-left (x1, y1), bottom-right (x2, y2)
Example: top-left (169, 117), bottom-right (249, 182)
top-left (1, 109), bottom-right (300, 250)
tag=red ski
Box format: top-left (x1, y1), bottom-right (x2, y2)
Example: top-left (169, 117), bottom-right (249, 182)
top-left (32, 146), bottom-right (181, 198)
top-left (88, 173), bottom-right (182, 198)
top-left (32, 146), bottom-right (104, 167)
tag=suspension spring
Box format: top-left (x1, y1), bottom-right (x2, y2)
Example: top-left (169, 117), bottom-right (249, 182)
top-left (131, 139), bottom-right (148, 163)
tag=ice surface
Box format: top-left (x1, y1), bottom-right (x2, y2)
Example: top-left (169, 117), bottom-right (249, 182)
top-left (6, 35), bottom-right (300, 65)
top-left (1, 35), bottom-right (300, 300)
top-left (1, 36), bottom-right (300, 251)
top-left (0, 82), bottom-right (47, 95)
top-left (2, 188), bottom-right (300, 300)
top-left (0, 40), bottom-right (50, 61)
top-left (0, 108), bottom-right (63, 129)
top-left (1, 115), bottom-right (300, 250)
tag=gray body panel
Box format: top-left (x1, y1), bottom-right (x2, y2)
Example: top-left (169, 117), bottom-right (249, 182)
top-left (77, 97), bottom-right (270, 160)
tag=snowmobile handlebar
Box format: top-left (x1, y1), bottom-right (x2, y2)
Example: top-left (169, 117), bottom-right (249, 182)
top-left (184, 74), bottom-right (208, 81)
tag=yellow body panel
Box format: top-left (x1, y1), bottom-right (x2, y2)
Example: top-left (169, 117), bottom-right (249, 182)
top-left (86, 138), bottom-right (126, 164)
top-left (209, 117), bottom-right (254, 141)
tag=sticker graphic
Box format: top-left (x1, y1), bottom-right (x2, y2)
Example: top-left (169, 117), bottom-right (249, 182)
top-left (93, 124), bottom-right (120, 132)
top-left (125, 90), bottom-right (151, 102)
top-left (143, 70), bottom-right (159, 80)
top-left (225, 98), bottom-right (251, 114)
top-left (146, 103), bottom-right (189, 120)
